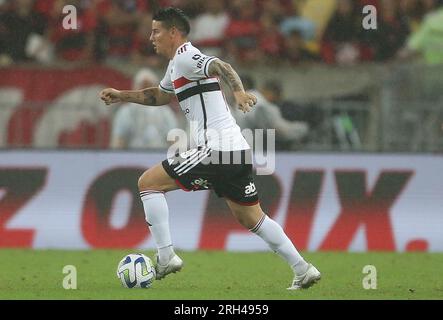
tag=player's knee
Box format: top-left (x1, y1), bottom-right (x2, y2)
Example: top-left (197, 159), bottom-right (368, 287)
top-left (232, 210), bottom-right (254, 229)
top-left (236, 216), bottom-right (250, 229)
top-left (231, 205), bottom-right (264, 230)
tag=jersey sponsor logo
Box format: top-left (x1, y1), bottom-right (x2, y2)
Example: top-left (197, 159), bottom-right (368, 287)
top-left (245, 182), bottom-right (256, 195)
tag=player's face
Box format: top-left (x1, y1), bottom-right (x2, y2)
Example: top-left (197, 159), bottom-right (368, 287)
top-left (150, 20), bottom-right (172, 57)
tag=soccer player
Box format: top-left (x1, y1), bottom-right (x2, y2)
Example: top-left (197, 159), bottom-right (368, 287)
top-left (100, 7), bottom-right (320, 290)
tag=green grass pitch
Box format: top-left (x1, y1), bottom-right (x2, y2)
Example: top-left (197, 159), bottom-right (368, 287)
top-left (0, 249), bottom-right (442, 300)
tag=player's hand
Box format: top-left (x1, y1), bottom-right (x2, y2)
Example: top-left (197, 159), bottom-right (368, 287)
top-left (100, 88), bottom-right (122, 105)
top-left (234, 91), bottom-right (257, 113)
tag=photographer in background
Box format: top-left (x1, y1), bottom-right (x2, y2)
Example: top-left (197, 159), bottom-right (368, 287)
top-left (240, 75), bottom-right (309, 150)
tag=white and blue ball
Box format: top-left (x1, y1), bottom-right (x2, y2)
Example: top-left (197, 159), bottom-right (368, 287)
top-left (116, 253), bottom-right (156, 288)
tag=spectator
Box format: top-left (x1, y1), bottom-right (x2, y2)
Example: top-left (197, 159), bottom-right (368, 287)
top-left (259, 80), bottom-right (306, 122)
top-left (283, 29), bottom-right (319, 65)
top-left (421, 0), bottom-right (441, 13)
top-left (49, 0), bottom-right (97, 62)
top-left (258, 0), bottom-right (286, 17)
top-left (111, 68), bottom-right (179, 149)
top-left (98, 0), bottom-right (148, 62)
top-left (321, 0), bottom-right (362, 65)
top-left (279, 3), bottom-right (316, 42)
top-left (400, 4), bottom-right (443, 65)
top-left (255, 0), bottom-right (289, 63)
top-left (363, 0), bottom-right (410, 61)
top-left (0, 0), bottom-right (48, 63)
top-left (189, 0), bottom-right (229, 57)
top-left (240, 76), bottom-right (309, 150)
top-left (224, 0), bottom-right (261, 64)
top-left (399, 0), bottom-right (423, 31)
top-left (258, 12), bottom-right (285, 63)
top-left (260, 80), bottom-right (324, 146)
top-left (401, 1), bottom-right (443, 27)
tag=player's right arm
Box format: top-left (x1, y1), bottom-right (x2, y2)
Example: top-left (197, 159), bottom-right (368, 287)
top-left (207, 59), bottom-right (257, 113)
top-left (100, 87), bottom-right (174, 106)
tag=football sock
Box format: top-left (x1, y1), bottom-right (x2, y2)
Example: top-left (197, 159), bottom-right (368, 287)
top-left (251, 214), bottom-right (309, 275)
top-left (140, 190), bottom-right (175, 265)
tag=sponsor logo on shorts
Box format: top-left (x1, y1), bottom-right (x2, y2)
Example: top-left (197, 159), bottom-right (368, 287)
top-left (191, 178), bottom-right (210, 189)
top-left (245, 182), bottom-right (257, 196)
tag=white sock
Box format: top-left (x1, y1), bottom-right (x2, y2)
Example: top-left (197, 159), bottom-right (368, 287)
top-left (140, 190), bottom-right (175, 265)
top-left (251, 215), bottom-right (309, 275)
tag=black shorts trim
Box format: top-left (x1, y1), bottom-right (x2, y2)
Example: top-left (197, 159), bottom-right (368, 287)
top-left (175, 179), bottom-right (191, 192)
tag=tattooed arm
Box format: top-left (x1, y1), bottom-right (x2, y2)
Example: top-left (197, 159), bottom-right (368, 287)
top-left (207, 59), bottom-right (257, 113)
top-left (100, 87), bottom-right (174, 106)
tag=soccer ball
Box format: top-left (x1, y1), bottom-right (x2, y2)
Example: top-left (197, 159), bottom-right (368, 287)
top-left (116, 253), bottom-right (156, 288)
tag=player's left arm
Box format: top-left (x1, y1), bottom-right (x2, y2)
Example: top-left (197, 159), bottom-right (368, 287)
top-left (207, 59), bottom-right (257, 113)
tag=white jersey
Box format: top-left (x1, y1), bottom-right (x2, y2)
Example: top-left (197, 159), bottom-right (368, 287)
top-left (159, 42), bottom-right (249, 151)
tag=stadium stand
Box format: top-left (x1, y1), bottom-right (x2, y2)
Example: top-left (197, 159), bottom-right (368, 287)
top-left (0, 0), bottom-right (442, 152)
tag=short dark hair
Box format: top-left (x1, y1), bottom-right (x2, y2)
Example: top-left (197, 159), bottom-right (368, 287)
top-left (153, 7), bottom-right (190, 36)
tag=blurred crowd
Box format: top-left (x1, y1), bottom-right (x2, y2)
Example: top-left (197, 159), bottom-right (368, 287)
top-left (1, 0), bottom-right (442, 152)
top-left (1, 0), bottom-right (443, 67)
